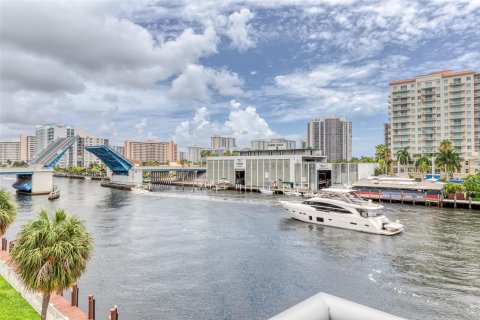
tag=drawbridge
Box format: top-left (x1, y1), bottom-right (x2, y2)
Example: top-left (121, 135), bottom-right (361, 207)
top-left (84, 145), bottom-right (133, 175)
top-left (7, 136), bottom-right (79, 193)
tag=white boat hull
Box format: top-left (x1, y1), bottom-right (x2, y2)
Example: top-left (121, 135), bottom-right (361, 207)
top-left (260, 189), bottom-right (274, 195)
top-left (280, 201), bottom-right (402, 235)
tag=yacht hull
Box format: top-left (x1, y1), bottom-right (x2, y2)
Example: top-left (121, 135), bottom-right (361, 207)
top-left (281, 202), bottom-right (402, 236)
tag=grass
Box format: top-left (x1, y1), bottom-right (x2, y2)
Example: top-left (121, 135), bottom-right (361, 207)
top-left (0, 275), bottom-right (39, 320)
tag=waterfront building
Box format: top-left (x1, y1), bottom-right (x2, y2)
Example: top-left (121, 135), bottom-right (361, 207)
top-left (307, 116), bottom-right (352, 161)
top-left (388, 70), bottom-right (480, 176)
top-left (76, 135), bottom-right (109, 167)
top-left (251, 138), bottom-right (296, 150)
top-left (179, 151), bottom-right (187, 161)
top-left (384, 123), bottom-right (391, 148)
top-left (35, 124), bottom-right (76, 167)
top-left (0, 141), bottom-right (20, 164)
top-left (0, 135), bottom-right (36, 164)
top-left (211, 136), bottom-right (235, 150)
top-left (124, 140), bottom-right (177, 163)
top-left (187, 146), bottom-right (207, 163)
top-left (206, 149), bottom-right (376, 190)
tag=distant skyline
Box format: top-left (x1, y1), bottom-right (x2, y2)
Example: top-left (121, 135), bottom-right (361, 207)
top-left (1, 0), bottom-right (479, 156)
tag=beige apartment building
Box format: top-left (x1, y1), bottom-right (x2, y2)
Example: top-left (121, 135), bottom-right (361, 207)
top-left (124, 140), bottom-right (178, 164)
top-left (0, 135), bottom-right (36, 164)
top-left (388, 70), bottom-right (480, 176)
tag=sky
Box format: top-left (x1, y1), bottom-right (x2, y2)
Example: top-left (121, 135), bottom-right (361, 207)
top-left (0, 0), bottom-right (479, 156)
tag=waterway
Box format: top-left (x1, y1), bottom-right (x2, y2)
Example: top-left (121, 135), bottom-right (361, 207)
top-left (2, 177), bottom-right (479, 319)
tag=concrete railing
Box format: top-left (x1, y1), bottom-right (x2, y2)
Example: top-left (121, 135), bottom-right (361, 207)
top-left (0, 258), bottom-right (67, 320)
top-left (270, 292), bottom-right (406, 320)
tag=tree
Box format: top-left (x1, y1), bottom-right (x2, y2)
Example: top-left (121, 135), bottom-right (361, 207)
top-left (200, 150), bottom-right (214, 158)
top-left (396, 147), bottom-right (410, 175)
top-left (435, 148), bottom-right (462, 179)
top-left (414, 154), bottom-right (431, 178)
top-left (462, 174), bottom-right (480, 198)
top-left (375, 144), bottom-right (393, 175)
top-left (10, 209), bottom-right (93, 320)
top-left (438, 139), bottom-right (454, 153)
top-left (0, 188), bottom-right (17, 237)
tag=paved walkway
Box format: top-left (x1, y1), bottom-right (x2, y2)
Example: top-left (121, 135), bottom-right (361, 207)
top-left (0, 249), bottom-right (89, 320)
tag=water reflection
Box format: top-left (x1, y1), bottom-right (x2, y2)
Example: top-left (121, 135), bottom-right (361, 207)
top-left (0, 177), bottom-right (479, 319)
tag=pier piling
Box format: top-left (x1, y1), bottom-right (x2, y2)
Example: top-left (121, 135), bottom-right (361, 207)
top-left (88, 294), bottom-right (95, 320)
top-left (109, 306), bottom-right (118, 320)
top-left (71, 283), bottom-right (79, 307)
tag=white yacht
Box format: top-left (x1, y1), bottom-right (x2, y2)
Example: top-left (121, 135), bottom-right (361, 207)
top-left (280, 188), bottom-right (403, 235)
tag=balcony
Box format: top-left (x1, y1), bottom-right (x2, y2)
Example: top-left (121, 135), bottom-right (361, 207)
top-left (449, 82), bottom-right (464, 86)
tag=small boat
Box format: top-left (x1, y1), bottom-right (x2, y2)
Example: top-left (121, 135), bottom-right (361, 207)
top-left (214, 178), bottom-right (231, 190)
top-left (260, 187), bottom-right (274, 195)
top-left (48, 186), bottom-right (60, 200)
top-left (280, 188), bottom-right (403, 235)
top-left (283, 190), bottom-right (302, 196)
top-left (84, 176), bottom-right (92, 180)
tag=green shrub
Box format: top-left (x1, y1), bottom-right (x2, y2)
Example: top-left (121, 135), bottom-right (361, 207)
top-left (442, 182), bottom-right (465, 198)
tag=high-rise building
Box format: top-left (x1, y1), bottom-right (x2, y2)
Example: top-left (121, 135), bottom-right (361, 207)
top-left (384, 123), bottom-right (391, 148)
top-left (211, 136), bottom-right (235, 150)
top-left (19, 135), bottom-right (36, 161)
top-left (124, 140), bottom-right (177, 163)
top-left (0, 135), bottom-right (37, 164)
top-left (251, 139), bottom-right (268, 150)
top-left (251, 138), bottom-right (296, 150)
top-left (111, 146), bottom-right (125, 156)
top-left (187, 146), bottom-right (207, 163)
top-left (35, 124), bottom-right (76, 167)
top-left (0, 141), bottom-right (20, 164)
top-left (388, 70), bottom-right (480, 173)
top-left (76, 135), bottom-right (109, 167)
top-left (307, 117), bottom-right (352, 161)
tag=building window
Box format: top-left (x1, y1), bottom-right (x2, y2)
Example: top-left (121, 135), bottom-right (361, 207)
top-left (309, 216), bottom-right (312, 221)
top-left (467, 76), bottom-right (471, 80)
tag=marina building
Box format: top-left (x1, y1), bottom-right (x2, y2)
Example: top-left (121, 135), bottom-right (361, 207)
top-left (206, 149), bottom-right (376, 190)
top-left (124, 140), bottom-right (177, 163)
top-left (388, 70), bottom-right (480, 175)
top-left (250, 138), bottom-right (296, 150)
top-left (211, 136), bottom-right (235, 150)
top-left (307, 117), bottom-right (352, 161)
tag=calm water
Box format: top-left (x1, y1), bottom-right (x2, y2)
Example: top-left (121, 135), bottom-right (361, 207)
top-left (2, 177), bottom-right (480, 320)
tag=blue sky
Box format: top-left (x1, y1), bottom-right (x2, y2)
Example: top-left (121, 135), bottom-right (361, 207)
top-left (1, 0), bottom-right (479, 156)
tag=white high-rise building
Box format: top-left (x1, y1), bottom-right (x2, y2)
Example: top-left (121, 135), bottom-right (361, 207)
top-left (388, 70), bottom-right (480, 175)
top-left (307, 117), bottom-right (352, 161)
top-left (35, 124), bottom-right (76, 167)
top-left (187, 146), bottom-right (207, 163)
top-left (211, 136), bottom-right (235, 150)
top-left (0, 141), bottom-right (20, 164)
top-left (76, 135), bottom-right (109, 168)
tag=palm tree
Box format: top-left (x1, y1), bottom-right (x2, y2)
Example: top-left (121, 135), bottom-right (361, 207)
top-left (438, 139), bottom-right (454, 153)
top-left (396, 147), bottom-right (411, 175)
top-left (0, 188), bottom-right (17, 237)
top-left (414, 154), bottom-right (431, 178)
top-left (435, 148), bottom-right (463, 179)
top-left (10, 209), bottom-right (93, 320)
top-left (375, 144), bottom-right (393, 175)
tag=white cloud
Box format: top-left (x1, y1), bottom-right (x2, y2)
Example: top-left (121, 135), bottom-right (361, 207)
top-left (174, 101), bottom-right (275, 147)
top-left (225, 8), bottom-right (256, 51)
top-left (168, 65), bottom-right (244, 101)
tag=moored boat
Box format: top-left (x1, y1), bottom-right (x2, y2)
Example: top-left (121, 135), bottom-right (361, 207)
top-left (280, 188), bottom-right (403, 235)
top-left (48, 186), bottom-right (60, 200)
